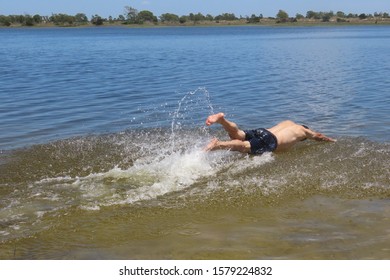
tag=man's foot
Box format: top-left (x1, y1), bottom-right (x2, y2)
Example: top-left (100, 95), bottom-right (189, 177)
top-left (205, 112), bottom-right (225, 126)
top-left (203, 138), bottom-right (219, 152)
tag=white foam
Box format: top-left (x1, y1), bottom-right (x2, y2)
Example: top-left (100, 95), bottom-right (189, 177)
top-left (119, 148), bottom-right (220, 204)
top-left (36, 211), bottom-right (46, 218)
top-left (14, 134), bottom-right (275, 214)
top-left (79, 205), bottom-right (101, 211)
top-left (49, 145), bottom-right (228, 209)
top-left (0, 231), bottom-right (10, 236)
top-left (226, 152), bottom-right (274, 176)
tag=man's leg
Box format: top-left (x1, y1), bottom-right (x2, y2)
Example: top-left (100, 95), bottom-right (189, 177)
top-left (205, 112), bottom-right (246, 140)
top-left (204, 138), bottom-right (251, 153)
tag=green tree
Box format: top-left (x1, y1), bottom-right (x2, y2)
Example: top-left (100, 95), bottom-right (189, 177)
top-left (124, 6), bottom-right (138, 23)
top-left (306, 10), bottom-right (320, 19)
top-left (247, 14), bottom-right (260, 23)
top-left (7, 15), bottom-right (25, 25)
top-left (91, 15), bottom-right (104, 25)
top-left (276, 10), bottom-right (289, 22)
top-left (336, 11), bottom-right (346, 18)
top-left (321, 12), bottom-right (334, 22)
top-left (179, 15), bottom-right (188, 24)
top-left (160, 13), bottom-right (179, 23)
top-left (75, 13), bottom-right (88, 23)
top-left (205, 14), bottom-right (214, 21)
top-left (215, 13), bottom-right (237, 21)
top-left (193, 12), bottom-right (206, 22)
top-left (137, 10), bottom-right (157, 23)
top-left (24, 15), bottom-right (35, 26)
top-left (33, 14), bottom-right (42, 24)
top-left (322, 14), bottom-right (331, 22)
top-left (0, 15), bottom-right (12, 26)
top-left (50, 13), bottom-right (75, 25)
top-left (359, 13), bottom-right (367, 20)
top-left (18, 15), bottom-right (26, 24)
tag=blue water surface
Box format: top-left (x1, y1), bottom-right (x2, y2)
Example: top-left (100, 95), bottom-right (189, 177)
top-left (1, 26), bottom-right (389, 150)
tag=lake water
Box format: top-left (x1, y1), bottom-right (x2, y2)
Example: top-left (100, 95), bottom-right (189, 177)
top-left (0, 26), bottom-right (389, 259)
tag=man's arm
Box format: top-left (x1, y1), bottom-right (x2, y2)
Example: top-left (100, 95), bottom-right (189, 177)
top-left (303, 127), bottom-right (336, 142)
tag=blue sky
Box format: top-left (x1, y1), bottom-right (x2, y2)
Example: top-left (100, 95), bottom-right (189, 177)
top-left (1, 0), bottom-right (389, 18)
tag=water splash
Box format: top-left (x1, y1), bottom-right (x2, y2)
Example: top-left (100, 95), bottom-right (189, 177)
top-left (170, 87), bottom-right (215, 152)
top-left (0, 88), bottom-right (225, 241)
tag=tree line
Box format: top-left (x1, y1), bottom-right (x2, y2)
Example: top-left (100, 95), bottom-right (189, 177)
top-left (1, 6), bottom-right (389, 27)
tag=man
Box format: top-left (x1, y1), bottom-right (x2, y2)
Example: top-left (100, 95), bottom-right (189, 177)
top-left (204, 112), bottom-right (336, 154)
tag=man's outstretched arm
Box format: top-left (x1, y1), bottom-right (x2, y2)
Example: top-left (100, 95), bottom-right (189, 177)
top-left (303, 127), bottom-right (336, 142)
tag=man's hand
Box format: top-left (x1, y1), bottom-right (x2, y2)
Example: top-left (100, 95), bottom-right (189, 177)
top-left (313, 133), bottom-right (337, 142)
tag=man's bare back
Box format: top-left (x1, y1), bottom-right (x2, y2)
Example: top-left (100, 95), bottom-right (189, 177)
top-left (205, 113), bottom-right (336, 154)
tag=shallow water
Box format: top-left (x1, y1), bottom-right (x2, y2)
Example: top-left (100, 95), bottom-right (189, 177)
top-left (1, 129), bottom-right (389, 259)
top-left (0, 26), bottom-right (389, 259)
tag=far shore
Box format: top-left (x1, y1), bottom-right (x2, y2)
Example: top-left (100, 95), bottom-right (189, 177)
top-left (2, 18), bottom-right (390, 29)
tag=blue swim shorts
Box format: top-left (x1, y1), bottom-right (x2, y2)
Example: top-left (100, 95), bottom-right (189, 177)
top-left (244, 128), bottom-right (278, 155)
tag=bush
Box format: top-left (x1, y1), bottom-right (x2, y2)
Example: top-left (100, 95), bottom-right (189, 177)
top-left (0, 15), bottom-right (11, 26)
top-left (91, 15), bottom-right (104, 25)
top-left (160, 13), bottom-right (179, 23)
top-left (24, 15), bottom-right (35, 26)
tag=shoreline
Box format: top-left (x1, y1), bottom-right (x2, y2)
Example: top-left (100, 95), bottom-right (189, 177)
top-left (2, 18), bottom-right (390, 29)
